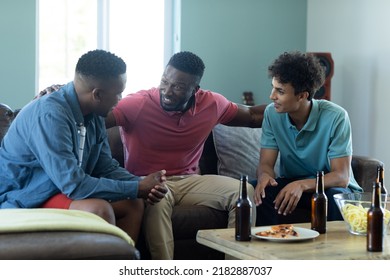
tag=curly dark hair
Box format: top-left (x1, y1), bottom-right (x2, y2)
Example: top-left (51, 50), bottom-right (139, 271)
top-left (167, 51), bottom-right (205, 80)
top-left (75, 49), bottom-right (126, 79)
top-left (268, 51), bottom-right (325, 100)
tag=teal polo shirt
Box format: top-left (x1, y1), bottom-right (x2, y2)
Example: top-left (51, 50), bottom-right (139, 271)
top-left (261, 99), bottom-right (361, 192)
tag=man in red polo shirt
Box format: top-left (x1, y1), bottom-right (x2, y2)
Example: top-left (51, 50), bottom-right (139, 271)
top-left (106, 51), bottom-right (266, 259)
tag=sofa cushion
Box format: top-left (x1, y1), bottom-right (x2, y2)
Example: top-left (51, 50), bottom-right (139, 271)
top-left (212, 125), bottom-right (279, 181)
top-left (212, 125), bottom-right (261, 181)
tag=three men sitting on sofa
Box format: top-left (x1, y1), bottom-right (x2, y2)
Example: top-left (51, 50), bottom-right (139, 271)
top-left (0, 50), bottom-right (360, 260)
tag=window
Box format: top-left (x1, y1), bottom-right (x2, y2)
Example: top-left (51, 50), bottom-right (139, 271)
top-left (108, 0), bottom-right (165, 92)
top-left (38, 0), bottom-right (169, 94)
top-left (38, 0), bottom-right (97, 90)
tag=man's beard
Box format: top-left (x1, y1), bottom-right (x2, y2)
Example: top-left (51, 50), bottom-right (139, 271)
top-left (160, 93), bottom-right (194, 112)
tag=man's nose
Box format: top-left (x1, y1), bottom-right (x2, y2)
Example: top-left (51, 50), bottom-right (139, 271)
top-left (269, 91), bottom-right (275, 100)
top-left (164, 84), bottom-right (174, 96)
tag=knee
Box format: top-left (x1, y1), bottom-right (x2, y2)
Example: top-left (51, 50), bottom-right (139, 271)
top-left (325, 187), bottom-right (351, 195)
top-left (325, 187), bottom-right (352, 202)
top-left (113, 199), bottom-right (145, 220)
top-left (70, 199), bottom-right (116, 225)
top-left (247, 182), bottom-right (255, 198)
top-left (90, 200), bottom-right (116, 224)
top-left (144, 196), bottom-right (172, 217)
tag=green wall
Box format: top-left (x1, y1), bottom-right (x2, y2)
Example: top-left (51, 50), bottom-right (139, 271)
top-left (0, 0), bottom-right (37, 110)
top-left (180, 0), bottom-right (307, 105)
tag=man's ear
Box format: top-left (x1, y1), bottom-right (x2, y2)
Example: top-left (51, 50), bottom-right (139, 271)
top-left (193, 85), bottom-right (200, 95)
top-left (299, 91), bottom-right (309, 101)
top-left (91, 88), bottom-right (103, 102)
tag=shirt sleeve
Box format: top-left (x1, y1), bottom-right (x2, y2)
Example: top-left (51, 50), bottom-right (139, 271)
top-left (328, 108), bottom-right (353, 159)
top-left (112, 90), bottom-right (147, 130)
top-left (210, 91), bottom-right (239, 124)
top-left (27, 109), bottom-right (139, 201)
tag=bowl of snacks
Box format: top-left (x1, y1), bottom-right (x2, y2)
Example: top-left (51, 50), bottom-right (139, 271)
top-left (334, 192), bottom-right (390, 235)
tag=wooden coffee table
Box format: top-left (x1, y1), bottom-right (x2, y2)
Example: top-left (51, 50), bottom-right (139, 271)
top-left (196, 221), bottom-right (390, 260)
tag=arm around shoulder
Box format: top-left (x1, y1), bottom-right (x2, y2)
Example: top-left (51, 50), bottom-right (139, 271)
top-left (225, 103), bottom-right (267, 128)
top-left (105, 111), bottom-right (117, 129)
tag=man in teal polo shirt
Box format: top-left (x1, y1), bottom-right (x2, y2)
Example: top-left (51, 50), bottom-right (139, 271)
top-left (254, 51), bottom-right (361, 226)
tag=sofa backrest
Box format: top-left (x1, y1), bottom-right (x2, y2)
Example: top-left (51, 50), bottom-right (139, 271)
top-left (0, 103), bottom-right (15, 142)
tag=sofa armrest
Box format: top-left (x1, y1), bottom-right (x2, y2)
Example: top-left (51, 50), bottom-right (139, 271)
top-left (351, 155), bottom-right (384, 192)
top-left (0, 231), bottom-right (140, 260)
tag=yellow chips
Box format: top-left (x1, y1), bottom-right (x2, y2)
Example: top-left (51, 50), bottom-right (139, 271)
top-left (341, 203), bottom-right (390, 234)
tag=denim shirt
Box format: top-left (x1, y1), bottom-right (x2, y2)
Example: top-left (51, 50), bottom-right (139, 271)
top-left (0, 82), bottom-right (140, 208)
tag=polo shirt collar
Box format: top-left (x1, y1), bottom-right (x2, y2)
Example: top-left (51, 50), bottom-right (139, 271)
top-left (286, 99), bottom-right (318, 131)
top-left (304, 99), bottom-right (319, 131)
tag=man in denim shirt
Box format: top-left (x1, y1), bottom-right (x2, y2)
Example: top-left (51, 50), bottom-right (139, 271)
top-left (0, 50), bottom-right (167, 242)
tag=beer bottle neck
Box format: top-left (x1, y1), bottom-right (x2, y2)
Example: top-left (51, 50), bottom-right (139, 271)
top-left (316, 171), bottom-right (325, 193)
top-left (377, 166), bottom-right (387, 194)
top-left (377, 166), bottom-right (383, 184)
top-left (240, 175), bottom-right (248, 199)
top-left (372, 182), bottom-right (382, 207)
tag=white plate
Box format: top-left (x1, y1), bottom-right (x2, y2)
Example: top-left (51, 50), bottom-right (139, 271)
top-left (251, 226), bottom-right (320, 242)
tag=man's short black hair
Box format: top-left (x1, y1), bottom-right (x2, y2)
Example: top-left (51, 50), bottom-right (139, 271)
top-left (75, 49), bottom-right (126, 79)
top-left (167, 51), bottom-right (205, 79)
top-left (268, 51), bottom-right (325, 100)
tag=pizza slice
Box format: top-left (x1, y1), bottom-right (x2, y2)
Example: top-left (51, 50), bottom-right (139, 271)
top-left (255, 224), bottom-right (299, 238)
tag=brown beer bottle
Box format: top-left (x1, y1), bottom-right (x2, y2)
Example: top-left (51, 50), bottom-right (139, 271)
top-left (311, 171), bottom-right (328, 234)
top-left (235, 175), bottom-right (252, 241)
top-left (376, 165), bottom-right (388, 195)
top-left (367, 181), bottom-right (384, 252)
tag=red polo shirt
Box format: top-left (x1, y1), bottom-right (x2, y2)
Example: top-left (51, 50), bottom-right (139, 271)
top-left (112, 88), bottom-right (238, 176)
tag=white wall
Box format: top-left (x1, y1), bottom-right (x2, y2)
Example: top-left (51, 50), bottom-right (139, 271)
top-left (307, 0), bottom-right (390, 174)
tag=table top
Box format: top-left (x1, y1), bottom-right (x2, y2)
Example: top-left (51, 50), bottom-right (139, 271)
top-left (196, 221), bottom-right (390, 260)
